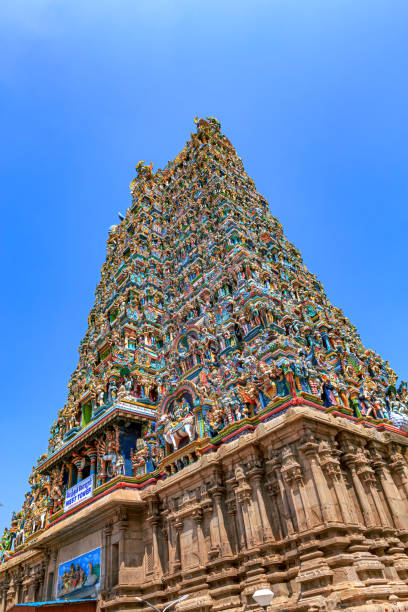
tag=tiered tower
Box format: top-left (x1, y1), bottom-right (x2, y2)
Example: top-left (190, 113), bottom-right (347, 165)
top-left (2, 118), bottom-right (408, 612)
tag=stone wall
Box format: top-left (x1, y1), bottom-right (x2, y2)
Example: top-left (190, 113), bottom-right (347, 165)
top-left (3, 406), bottom-right (408, 611)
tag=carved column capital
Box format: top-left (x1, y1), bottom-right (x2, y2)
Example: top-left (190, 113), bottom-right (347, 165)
top-left (299, 439), bottom-right (319, 458)
top-left (147, 514), bottom-right (161, 528)
top-left (280, 446), bottom-right (303, 484)
top-left (299, 427), bottom-right (319, 458)
top-left (234, 464), bottom-right (252, 502)
top-left (103, 521), bottom-right (113, 537)
top-left (265, 478), bottom-right (280, 495)
top-left (225, 497), bottom-right (237, 515)
top-left (199, 484), bottom-right (213, 514)
top-left (353, 447), bottom-right (377, 485)
top-left (236, 484), bottom-right (252, 503)
top-left (389, 446), bottom-right (408, 475)
top-left (340, 436), bottom-right (365, 468)
top-left (114, 506), bottom-right (128, 523)
top-left (367, 442), bottom-right (388, 478)
top-left (318, 439), bottom-right (342, 481)
top-left (265, 453), bottom-right (281, 472)
top-left (246, 451), bottom-right (264, 477)
top-left (192, 507), bottom-right (203, 523)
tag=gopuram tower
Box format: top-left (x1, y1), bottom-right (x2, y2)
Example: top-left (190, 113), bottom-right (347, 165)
top-left (2, 118), bottom-right (408, 612)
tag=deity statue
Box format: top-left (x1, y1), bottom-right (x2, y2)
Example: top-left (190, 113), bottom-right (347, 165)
top-left (157, 396), bottom-right (196, 452)
top-left (96, 426), bottom-right (123, 479)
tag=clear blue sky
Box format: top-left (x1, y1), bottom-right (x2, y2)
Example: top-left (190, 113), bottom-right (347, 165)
top-left (1, 0), bottom-right (407, 533)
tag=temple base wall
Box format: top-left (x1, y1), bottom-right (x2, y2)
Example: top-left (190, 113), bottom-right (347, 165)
top-left (3, 405), bottom-right (408, 611)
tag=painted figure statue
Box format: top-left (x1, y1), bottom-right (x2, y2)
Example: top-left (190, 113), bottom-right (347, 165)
top-left (157, 397), bottom-right (196, 451)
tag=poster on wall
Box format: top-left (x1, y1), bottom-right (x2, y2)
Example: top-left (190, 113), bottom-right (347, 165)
top-left (56, 547), bottom-right (101, 600)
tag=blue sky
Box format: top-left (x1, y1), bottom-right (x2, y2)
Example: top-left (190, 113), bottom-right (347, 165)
top-left (1, 0), bottom-right (407, 532)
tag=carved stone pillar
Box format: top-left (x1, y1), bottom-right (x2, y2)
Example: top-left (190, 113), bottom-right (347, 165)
top-left (146, 495), bottom-right (163, 578)
top-left (150, 517), bottom-right (163, 577)
top-left (209, 479), bottom-right (232, 557)
top-left (200, 487), bottom-right (218, 559)
top-left (341, 437), bottom-right (376, 528)
top-left (101, 523), bottom-right (113, 592)
top-left (318, 440), bottom-right (357, 525)
top-left (0, 584), bottom-right (8, 612)
top-left (280, 446), bottom-right (311, 531)
top-left (166, 518), bottom-right (177, 573)
top-left (33, 576), bottom-right (42, 604)
top-left (235, 465), bottom-right (255, 548)
top-left (247, 461), bottom-right (274, 542)
top-left (356, 447), bottom-right (391, 529)
top-left (232, 488), bottom-right (248, 549)
top-left (20, 567), bottom-right (29, 604)
top-left (173, 519), bottom-right (183, 571)
top-left (38, 560), bottom-right (47, 602)
top-left (370, 442), bottom-right (407, 531)
top-left (264, 479), bottom-right (282, 539)
top-left (14, 579), bottom-right (22, 605)
top-left (117, 517), bottom-right (128, 569)
top-left (165, 518), bottom-right (176, 573)
top-left (225, 497), bottom-right (242, 554)
top-left (300, 431), bottom-right (337, 523)
top-left (192, 508), bottom-right (206, 565)
top-left (389, 446), bottom-right (408, 501)
top-left (266, 455), bottom-right (295, 536)
top-left (48, 549), bottom-right (58, 600)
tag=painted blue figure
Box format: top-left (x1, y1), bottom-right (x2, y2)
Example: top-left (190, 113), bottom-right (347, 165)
top-left (305, 346), bottom-right (319, 367)
top-left (322, 380), bottom-right (337, 408)
top-left (321, 331), bottom-right (331, 351)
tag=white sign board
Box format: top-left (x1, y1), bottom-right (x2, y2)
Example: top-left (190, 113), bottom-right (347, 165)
top-left (64, 474), bottom-right (94, 512)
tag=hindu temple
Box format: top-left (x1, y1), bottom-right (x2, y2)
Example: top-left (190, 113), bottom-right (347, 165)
top-left (2, 117), bottom-right (408, 612)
